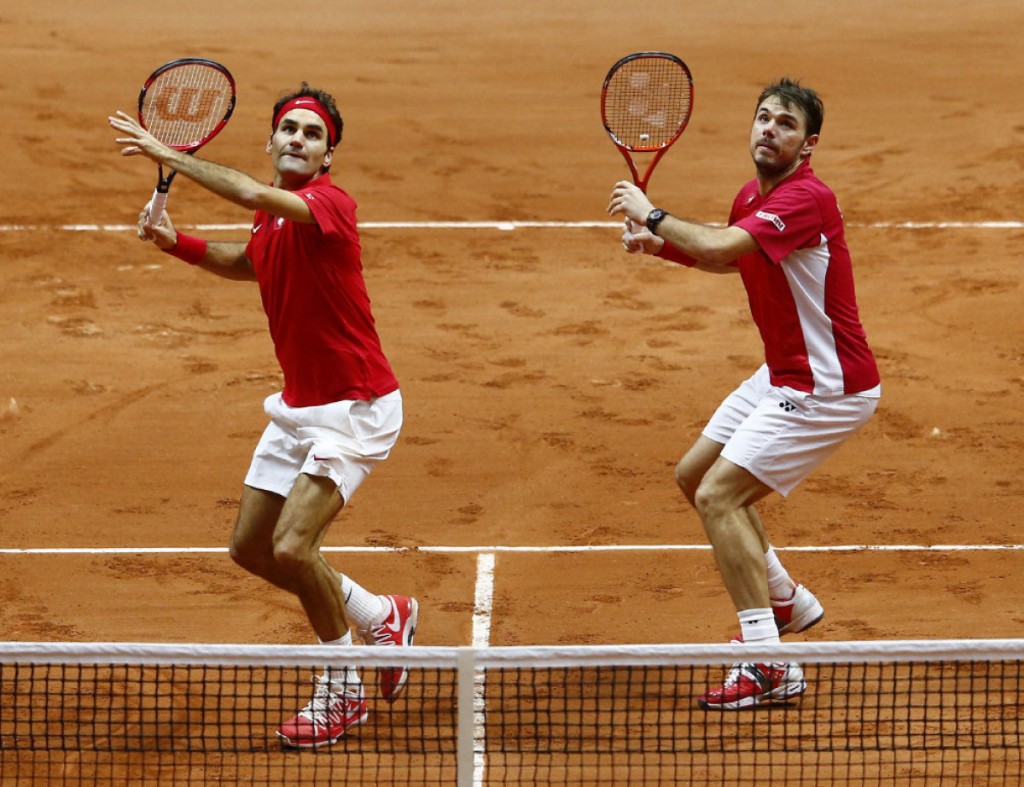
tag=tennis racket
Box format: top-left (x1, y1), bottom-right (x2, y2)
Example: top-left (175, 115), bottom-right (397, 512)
top-left (137, 58), bottom-right (236, 224)
top-left (601, 52), bottom-right (693, 193)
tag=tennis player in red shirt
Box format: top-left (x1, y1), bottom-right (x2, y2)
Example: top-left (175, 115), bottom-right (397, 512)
top-left (111, 83), bottom-right (417, 746)
top-left (608, 78), bottom-right (881, 710)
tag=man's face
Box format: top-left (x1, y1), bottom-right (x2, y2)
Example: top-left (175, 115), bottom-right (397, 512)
top-left (749, 96), bottom-right (818, 178)
top-left (267, 108), bottom-right (333, 186)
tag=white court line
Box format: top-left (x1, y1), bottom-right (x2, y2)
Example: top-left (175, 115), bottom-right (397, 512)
top-left (0, 544), bottom-right (1021, 555)
top-left (472, 553), bottom-right (496, 647)
top-left (0, 220), bottom-right (1021, 232)
top-left (470, 553), bottom-right (495, 787)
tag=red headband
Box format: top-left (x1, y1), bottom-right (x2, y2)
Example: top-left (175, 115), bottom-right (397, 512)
top-left (273, 97), bottom-right (339, 146)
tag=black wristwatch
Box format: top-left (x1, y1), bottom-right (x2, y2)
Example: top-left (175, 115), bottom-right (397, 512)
top-left (646, 208), bottom-right (669, 235)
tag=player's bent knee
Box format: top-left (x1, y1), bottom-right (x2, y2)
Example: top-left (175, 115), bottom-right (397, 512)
top-left (270, 539), bottom-right (318, 576)
top-left (692, 479), bottom-right (732, 523)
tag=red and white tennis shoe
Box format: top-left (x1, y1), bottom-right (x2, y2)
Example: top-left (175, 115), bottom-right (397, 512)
top-left (698, 661), bottom-right (807, 711)
top-left (772, 584), bottom-right (825, 635)
top-left (276, 676), bottom-right (367, 748)
top-left (358, 594), bottom-right (418, 702)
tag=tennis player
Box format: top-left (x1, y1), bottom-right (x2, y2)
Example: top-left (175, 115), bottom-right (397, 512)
top-left (110, 84), bottom-right (418, 745)
top-left (607, 78), bottom-right (880, 710)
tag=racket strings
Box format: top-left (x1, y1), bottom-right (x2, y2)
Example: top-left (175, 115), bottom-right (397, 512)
top-left (604, 58), bottom-right (692, 151)
top-left (141, 65), bottom-right (233, 149)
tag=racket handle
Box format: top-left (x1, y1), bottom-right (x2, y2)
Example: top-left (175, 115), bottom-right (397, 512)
top-left (147, 188), bottom-right (168, 225)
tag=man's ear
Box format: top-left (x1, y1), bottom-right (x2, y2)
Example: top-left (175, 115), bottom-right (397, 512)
top-left (801, 133), bottom-right (820, 159)
top-left (323, 147), bottom-right (334, 168)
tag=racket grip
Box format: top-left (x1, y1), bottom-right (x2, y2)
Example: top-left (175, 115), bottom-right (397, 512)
top-left (147, 188), bottom-right (168, 225)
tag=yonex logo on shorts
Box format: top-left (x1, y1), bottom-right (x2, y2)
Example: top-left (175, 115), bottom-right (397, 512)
top-left (756, 210), bottom-right (786, 231)
top-left (779, 400), bottom-right (795, 412)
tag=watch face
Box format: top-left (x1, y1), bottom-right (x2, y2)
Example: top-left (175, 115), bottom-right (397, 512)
top-left (647, 209), bottom-right (666, 232)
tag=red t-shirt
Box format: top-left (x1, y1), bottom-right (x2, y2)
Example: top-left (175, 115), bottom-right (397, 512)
top-left (658, 161), bottom-right (879, 395)
top-left (244, 174), bottom-right (399, 407)
top-left (730, 161), bottom-right (879, 395)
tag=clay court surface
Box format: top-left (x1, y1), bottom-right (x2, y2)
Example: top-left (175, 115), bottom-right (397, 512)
top-left (1, 0), bottom-right (1023, 658)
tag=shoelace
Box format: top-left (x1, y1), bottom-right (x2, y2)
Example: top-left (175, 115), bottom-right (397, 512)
top-left (297, 677), bottom-right (337, 722)
top-left (721, 663), bottom-right (748, 687)
top-left (298, 676), bottom-right (361, 722)
top-left (722, 663), bottom-right (781, 690)
top-left (361, 619), bottom-right (395, 646)
top-left (360, 601), bottom-right (399, 646)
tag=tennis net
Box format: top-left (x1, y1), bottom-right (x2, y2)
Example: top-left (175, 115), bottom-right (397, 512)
top-left (0, 639), bottom-right (1020, 785)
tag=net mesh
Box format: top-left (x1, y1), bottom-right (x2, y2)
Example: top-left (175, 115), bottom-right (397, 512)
top-left (603, 55), bottom-right (692, 151)
top-left (139, 63), bottom-right (234, 150)
top-left (0, 641), bottom-right (1020, 785)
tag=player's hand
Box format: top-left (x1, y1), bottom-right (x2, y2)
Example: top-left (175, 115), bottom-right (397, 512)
top-left (607, 181), bottom-right (655, 225)
top-left (109, 111), bottom-right (172, 163)
top-left (138, 203), bottom-right (177, 250)
top-left (622, 218), bottom-right (664, 256)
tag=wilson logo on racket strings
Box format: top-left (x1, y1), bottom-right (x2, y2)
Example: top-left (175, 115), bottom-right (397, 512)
top-left (154, 87), bottom-right (222, 122)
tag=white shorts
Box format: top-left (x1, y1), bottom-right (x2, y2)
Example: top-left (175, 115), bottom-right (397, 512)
top-left (244, 390), bottom-right (403, 502)
top-left (703, 365), bottom-right (879, 497)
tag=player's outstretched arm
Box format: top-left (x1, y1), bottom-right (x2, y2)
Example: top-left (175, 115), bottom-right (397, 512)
top-left (110, 111), bottom-right (314, 225)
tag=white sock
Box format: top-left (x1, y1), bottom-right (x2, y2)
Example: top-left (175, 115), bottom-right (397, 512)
top-left (319, 632), bottom-right (362, 696)
top-left (340, 574), bottom-right (387, 629)
top-left (764, 546), bottom-right (797, 602)
top-left (738, 608), bottom-right (781, 644)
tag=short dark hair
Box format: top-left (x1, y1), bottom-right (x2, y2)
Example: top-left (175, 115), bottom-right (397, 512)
top-left (271, 82), bottom-right (344, 147)
top-left (756, 78), bottom-right (824, 137)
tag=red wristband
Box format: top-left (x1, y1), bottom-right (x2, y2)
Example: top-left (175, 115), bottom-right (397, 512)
top-left (163, 233), bottom-right (207, 265)
top-left (655, 242), bottom-right (697, 268)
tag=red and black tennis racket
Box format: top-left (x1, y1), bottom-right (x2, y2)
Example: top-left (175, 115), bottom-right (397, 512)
top-left (601, 52), bottom-right (693, 193)
top-left (137, 58), bottom-right (236, 223)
